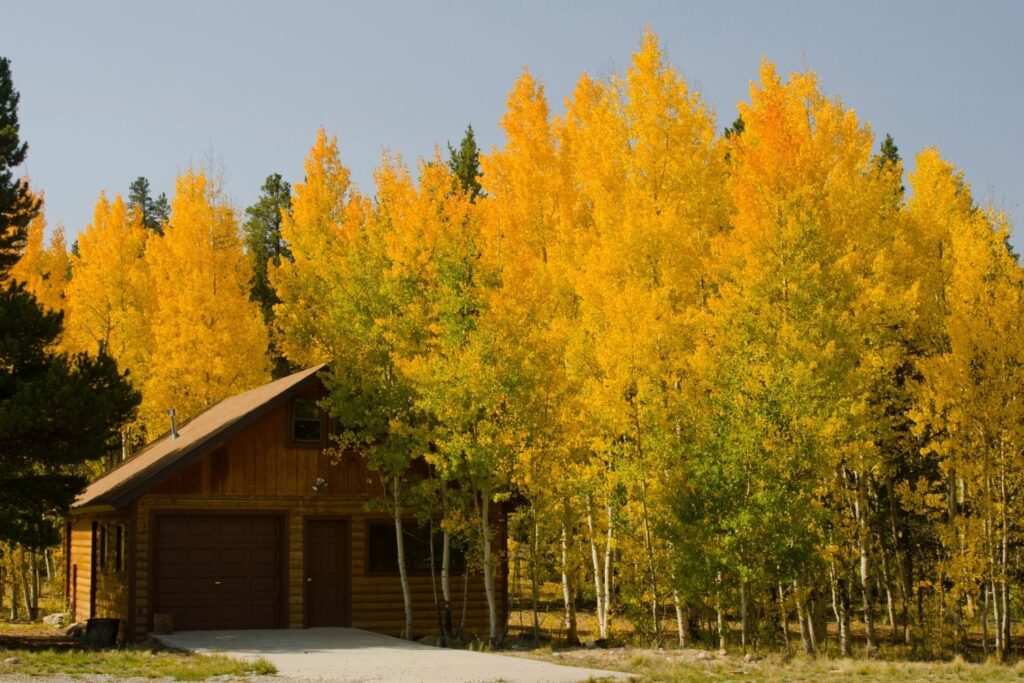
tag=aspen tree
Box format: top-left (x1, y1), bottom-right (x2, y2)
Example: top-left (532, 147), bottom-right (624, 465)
top-left (64, 193), bottom-right (151, 372)
top-left (911, 150), bottom-right (1024, 660)
top-left (272, 128), bottom-right (360, 367)
top-left (11, 199), bottom-right (71, 317)
top-left (64, 193), bottom-right (153, 454)
top-left (142, 170), bottom-right (269, 435)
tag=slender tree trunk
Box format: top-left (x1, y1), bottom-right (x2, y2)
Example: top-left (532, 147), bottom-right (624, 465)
top-left (879, 550), bottom-right (897, 638)
top-left (999, 470), bottom-right (1010, 660)
top-left (479, 493), bottom-right (499, 647)
top-left (740, 581), bottom-right (749, 651)
top-left (429, 521), bottom-right (443, 643)
top-left (586, 500), bottom-right (608, 639)
top-left (808, 593), bottom-right (824, 655)
top-left (44, 548), bottom-right (54, 583)
top-left (29, 549), bottom-right (39, 619)
top-left (855, 477), bottom-right (877, 654)
top-left (981, 583), bottom-right (989, 657)
top-left (794, 579), bottom-right (813, 655)
top-left (8, 558), bottom-right (17, 620)
top-left (18, 547), bottom-right (32, 621)
top-left (530, 512), bottom-right (541, 643)
top-left (778, 583), bottom-right (790, 650)
top-left (603, 501), bottom-right (614, 634)
top-left (459, 568), bottom-right (470, 638)
top-left (715, 574), bottom-right (727, 651)
top-left (392, 486), bottom-right (414, 641)
top-left (441, 490), bottom-right (452, 643)
top-left (830, 563), bottom-right (852, 657)
top-left (673, 589), bottom-right (686, 648)
top-left (716, 593), bottom-right (727, 651)
top-left (560, 512), bottom-right (577, 644)
top-left (886, 478), bottom-right (913, 646)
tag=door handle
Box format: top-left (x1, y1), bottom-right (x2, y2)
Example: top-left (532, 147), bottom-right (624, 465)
top-left (306, 577), bottom-right (312, 582)
top-left (214, 580), bottom-right (222, 585)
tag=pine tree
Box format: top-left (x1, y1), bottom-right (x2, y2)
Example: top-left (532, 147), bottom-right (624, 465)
top-left (244, 174), bottom-right (292, 377)
top-left (0, 58), bottom-right (40, 270)
top-left (448, 125), bottom-right (483, 200)
top-left (128, 176), bottom-right (169, 235)
top-left (0, 57), bottom-right (139, 547)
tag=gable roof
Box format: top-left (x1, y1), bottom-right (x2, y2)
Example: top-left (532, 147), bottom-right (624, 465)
top-left (72, 364), bottom-right (326, 512)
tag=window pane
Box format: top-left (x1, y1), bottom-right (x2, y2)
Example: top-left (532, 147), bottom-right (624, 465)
top-left (292, 398), bottom-right (323, 442)
top-left (367, 521), bottom-right (465, 574)
top-left (368, 523), bottom-right (398, 572)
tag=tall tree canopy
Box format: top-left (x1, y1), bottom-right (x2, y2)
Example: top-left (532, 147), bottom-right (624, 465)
top-left (0, 57), bottom-right (138, 547)
top-left (142, 169), bottom-right (270, 435)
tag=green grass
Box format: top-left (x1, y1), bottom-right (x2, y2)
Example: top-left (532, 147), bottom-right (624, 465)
top-left (0, 647), bottom-right (276, 681)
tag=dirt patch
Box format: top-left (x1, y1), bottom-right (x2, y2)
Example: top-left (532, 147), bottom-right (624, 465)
top-left (0, 624), bottom-right (77, 652)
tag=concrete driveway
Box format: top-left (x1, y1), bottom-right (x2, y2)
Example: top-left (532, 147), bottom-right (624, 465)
top-left (155, 628), bottom-right (626, 682)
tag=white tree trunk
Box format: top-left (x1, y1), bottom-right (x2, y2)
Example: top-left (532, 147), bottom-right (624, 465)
top-left (479, 494), bottom-right (499, 647)
top-left (392, 485), bottom-right (414, 640)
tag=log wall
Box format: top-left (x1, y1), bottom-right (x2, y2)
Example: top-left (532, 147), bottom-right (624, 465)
top-left (121, 396), bottom-right (506, 641)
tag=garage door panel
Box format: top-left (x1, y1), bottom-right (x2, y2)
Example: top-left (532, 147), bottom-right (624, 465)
top-left (153, 515), bottom-right (282, 630)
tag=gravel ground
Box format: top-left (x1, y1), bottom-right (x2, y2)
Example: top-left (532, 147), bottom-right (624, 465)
top-left (156, 628), bottom-right (626, 682)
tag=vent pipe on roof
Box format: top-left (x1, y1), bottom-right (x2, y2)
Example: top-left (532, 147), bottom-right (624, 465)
top-left (168, 408), bottom-right (178, 439)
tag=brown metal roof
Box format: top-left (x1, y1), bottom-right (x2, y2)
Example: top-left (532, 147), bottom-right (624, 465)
top-left (72, 364), bottom-right (326, 511)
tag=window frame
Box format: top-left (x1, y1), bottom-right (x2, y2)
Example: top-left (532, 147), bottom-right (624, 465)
top-left (97, 524), bottom-right (108, 571)
top-left (114, 524), bottom-right (124, 573)
top-left (286, 394), bottom-right (330, 448)
top-left (364, 518), bottom-right (466, 577)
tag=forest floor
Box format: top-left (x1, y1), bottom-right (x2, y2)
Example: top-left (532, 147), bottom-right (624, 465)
top-left (509, 646), bottom-right (1024, 681)
top-left (505, 581), bottom-right (1024, 681)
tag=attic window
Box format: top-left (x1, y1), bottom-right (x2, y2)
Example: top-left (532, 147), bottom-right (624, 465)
top-left (291, 397), bottom-right (325, 444)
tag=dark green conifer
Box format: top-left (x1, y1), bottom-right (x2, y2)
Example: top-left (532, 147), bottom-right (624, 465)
top-left (244, 173), bottom-right (293, 378)
top-left (448, 124), bottom-right (483, 200)
top-left (0, 57), bottom-right (139, 548)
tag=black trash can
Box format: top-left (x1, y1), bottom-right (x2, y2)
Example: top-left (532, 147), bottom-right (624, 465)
top-left (84, 618), bottom-right (120, 648)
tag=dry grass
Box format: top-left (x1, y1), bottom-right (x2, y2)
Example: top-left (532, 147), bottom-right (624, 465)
top-left (513, 647), bottom-right (1024, 682)
top-left (0, 648), bottom-right (276, 681)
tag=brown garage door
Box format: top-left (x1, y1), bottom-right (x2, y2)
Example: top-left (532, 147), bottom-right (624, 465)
top-left (153, 515), bottom-right (282, 630)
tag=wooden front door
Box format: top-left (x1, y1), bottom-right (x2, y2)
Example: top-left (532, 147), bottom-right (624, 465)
top-left (304, 519), bottom-right (348, 627)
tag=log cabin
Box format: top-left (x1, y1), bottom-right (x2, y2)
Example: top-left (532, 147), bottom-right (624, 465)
top-left (65, 365), bottom-right (507, 642)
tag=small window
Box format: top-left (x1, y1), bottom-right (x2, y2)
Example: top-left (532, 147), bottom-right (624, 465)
top-left (367, 521), bottom-right (466, 574)
top-left (114, 524), bottom-right (124, 572)
top-left (291, 397), bottom-right (324, 443)
top-left (97, 524), bottom-right (107, 571)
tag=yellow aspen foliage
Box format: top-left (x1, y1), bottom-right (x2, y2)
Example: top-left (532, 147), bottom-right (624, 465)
top-left (11, 196), bottom-right (71, 315)
top-left (272, 128), bottom-right (366, 367)
top-left (142, 170), bottom-right (269, 435)
top-left (909, 152), bottom-right (1024, 658)
top-left (64, 192), bottom-right (152, 385)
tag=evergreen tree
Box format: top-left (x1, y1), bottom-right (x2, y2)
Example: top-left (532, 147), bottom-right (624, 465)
top-left (244, 174), bottom-right (293, 377)
top-left (151, 191), bottom-right (171, 227)
top-left (0, 57), bottom-right (139, 548)
top-left (0, 58), bottom-right (40, 270)
top-left (128, 176), bottom-right (169, 235)
top-left (448, 124), bottom-right (483, 200)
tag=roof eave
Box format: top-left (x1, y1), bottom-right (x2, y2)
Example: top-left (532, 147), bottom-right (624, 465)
top-left (71, 366), bottom-right (326, 511)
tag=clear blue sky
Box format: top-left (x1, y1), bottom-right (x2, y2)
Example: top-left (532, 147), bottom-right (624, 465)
top-left (2, 1), bottom-right (1021, 247)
